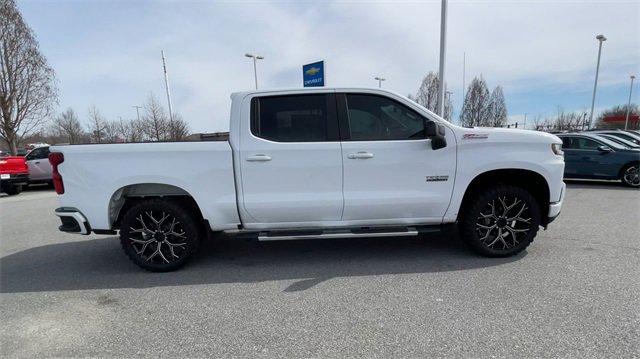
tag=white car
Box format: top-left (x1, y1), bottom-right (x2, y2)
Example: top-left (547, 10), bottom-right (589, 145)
top-left (25, 145), bottom-right (53, 184)
top-left (50, 88), bottom-right (566, 271)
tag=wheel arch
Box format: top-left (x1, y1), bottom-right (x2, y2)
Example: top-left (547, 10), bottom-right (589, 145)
top-left (617, 160), bottom-right (639, 179)
top-left (458, 168), bottom-right (551, 225)
top-left (108, 183), bottom-right (206, 230)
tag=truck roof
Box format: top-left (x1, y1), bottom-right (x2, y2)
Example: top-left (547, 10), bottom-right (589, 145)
top-left (230, 87), bottom-right (402, 99)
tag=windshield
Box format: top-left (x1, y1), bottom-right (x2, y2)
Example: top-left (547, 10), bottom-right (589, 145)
top-left (597, 134), bottom-right (640, 148)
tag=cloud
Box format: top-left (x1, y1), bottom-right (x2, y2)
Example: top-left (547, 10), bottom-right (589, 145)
top-left (20, 0), bottom-right (640, 132)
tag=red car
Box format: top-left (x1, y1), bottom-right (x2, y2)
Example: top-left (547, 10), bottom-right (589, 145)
top-left (0, 153), bottom-right (29, 195)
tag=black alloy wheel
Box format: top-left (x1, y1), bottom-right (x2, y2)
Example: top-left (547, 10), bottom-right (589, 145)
top-left (120, 199), bottom-right (200, 271)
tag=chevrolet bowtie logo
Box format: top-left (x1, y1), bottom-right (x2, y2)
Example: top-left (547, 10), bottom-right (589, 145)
top-left (305, 67), bottom-right (321, 76)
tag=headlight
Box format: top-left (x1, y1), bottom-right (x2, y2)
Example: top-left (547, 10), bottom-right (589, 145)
top-left (551, 143), bottom-right (564, 156)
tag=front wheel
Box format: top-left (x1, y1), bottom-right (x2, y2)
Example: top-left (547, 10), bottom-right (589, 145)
top-left (459, 185), bottom-right (541, 257)
top-left (120, 199), bottom-right (201, 272)
top-left (620, 163), bottom-right (639, 188)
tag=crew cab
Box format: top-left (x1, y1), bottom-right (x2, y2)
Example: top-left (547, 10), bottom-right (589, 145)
top-left (0, 153), bottom-right (29, 195)
top-left (50, 88), bottom-right (566, 271)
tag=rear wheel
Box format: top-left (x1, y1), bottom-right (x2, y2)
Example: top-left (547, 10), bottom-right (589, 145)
top-left (620, 163), bottom-right (639, 188)
top-left (2, 184), bottom-right (23, 196)
top-left (120, 199), bottom-right (201, 272)
top-left (459, 185), bottom-right (541, 257)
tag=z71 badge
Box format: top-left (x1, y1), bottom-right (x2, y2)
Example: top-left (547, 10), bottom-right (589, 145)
top-left (426, 175), bottom-right (449, 182)
top-left (462, 133), bottom-right (489, 140)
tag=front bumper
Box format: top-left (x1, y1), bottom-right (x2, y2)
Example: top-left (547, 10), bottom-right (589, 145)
top-left (547, 182), bottom-right (566, 225)
top-left (55, 207), bottom-right (91, 235)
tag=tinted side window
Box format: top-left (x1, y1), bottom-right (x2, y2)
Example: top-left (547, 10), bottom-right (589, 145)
top-left (27, 147), bottom-right (49, 160)
top-left (345, 94), bottom-right (424, 141)
top-left (576, 137), bottom-right (600, 150)
top-left (561, 137), bottom-right (574, 149)
top-left (252, 95), bottom-right (330, 142)
top-left (41, 147), bottom-right (50, 159)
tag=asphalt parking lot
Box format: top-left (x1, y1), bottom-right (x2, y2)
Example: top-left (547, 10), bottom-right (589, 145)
top-left (1, 182), bottom-right (638, 358)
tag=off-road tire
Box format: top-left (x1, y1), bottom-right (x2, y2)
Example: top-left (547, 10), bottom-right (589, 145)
top-left (120, 199), bottom-right (201, 272)
top-left (459, 185), bottom-right (541, 257)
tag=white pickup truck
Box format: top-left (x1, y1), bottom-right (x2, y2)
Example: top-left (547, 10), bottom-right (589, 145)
top-left (50, 88), bottom-right (565, 271)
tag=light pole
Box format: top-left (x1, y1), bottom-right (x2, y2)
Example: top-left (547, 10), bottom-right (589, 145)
top-left (245, 53), bottom-right (264, 90)
top-left (374, 76), bottom-right (386, 88)
top-left (132, 105), bottom-right (142, 121)
top-left (436, 0), bottom-right (448, 117)
top-left (625, 75), bottom-right (636, 130)
top-left (588, 34), bottom-right (606, 129)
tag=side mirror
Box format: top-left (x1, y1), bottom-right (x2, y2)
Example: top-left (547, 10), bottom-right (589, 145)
top-left (598, 145), bottom-right (612, 153)
top-left (425, 120), bottom-right (447, 150)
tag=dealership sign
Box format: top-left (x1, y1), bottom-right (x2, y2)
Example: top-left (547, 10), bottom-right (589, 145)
top-left (303, 61), bottom-right (324, 87)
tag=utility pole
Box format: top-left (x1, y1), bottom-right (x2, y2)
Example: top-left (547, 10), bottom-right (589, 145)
top-left (374, 76), bottom-right (386, 88)
top-left (588, 34), bottom-right (606, 129)
top-left (161, 50), bottom-right (174, 123)
top-left (436, 0), bottom-right (448, 117)
top-left (132, 105), bottom-right (142, 121)
top-left (625, 75), bottom-right (635, 130)
top-left (523, 113), bottom-right (527, 130)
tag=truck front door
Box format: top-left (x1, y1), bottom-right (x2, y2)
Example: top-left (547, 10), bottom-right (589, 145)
top-left (239, 93), bottom-right (344, 225)
top-left (338, 93), bottom-right (456, 223)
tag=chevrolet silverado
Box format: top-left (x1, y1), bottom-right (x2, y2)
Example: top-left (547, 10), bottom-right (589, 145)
top-left (50, 88), bottom-right (566, 271)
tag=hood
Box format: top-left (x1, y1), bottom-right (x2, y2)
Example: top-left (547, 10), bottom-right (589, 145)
top-left (454, 126), bottom-right (561, 144)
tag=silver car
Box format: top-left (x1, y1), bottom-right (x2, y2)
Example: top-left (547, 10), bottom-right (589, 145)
top-left (25, 146), bottom-right (52, 184)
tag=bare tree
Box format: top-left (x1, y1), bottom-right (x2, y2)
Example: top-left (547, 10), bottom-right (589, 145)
top-left (143, 93), bottom-right (169, 141)
top-left (415, 72), bottom-right (439, 112)
top-left (50, 108), bottom-right (84, 144)
top-left (487, 85), bottom-right (508, 127)
top-left (413, 71), bottom-right (453, 121)
top-left (102, 120), bottom-right (122, 143)
top-left (167, 112), bottom-right (189, 141)
top-left (115, 118), bottom-right (144, 142)
top-left (531, 114), bottom-right (544, 131)
top-left (87, 105), bottom-right (106, 143)
top-left (535, 108), bottom-right (587, 132)
top-left (0, 0), bottom-right (58, 154)
top-left (460, 76), bottom-right (490, 127)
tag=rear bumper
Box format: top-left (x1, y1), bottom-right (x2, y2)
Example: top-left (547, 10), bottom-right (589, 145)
top-left (547, 182), bottom-right (566, 224)
top-left (55, 207), bottom-right (91, 235)
top-left (0, 173), bottom-right (29, 186)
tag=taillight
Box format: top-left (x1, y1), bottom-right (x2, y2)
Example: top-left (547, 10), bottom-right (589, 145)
top-left (48, 152), bottom-right (65, 194)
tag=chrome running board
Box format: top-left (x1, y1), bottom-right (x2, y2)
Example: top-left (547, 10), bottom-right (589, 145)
top-left (258, 229), bottom-right (419, 241)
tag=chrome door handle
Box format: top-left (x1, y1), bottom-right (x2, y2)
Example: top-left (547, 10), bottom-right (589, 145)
top-left (246, 154), bottom-right (272, 162)
top-left (347, 151), bottom-right (374, 159)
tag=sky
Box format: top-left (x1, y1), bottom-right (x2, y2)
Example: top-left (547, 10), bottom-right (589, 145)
top-left (19, 0), bottom-right (640, 133)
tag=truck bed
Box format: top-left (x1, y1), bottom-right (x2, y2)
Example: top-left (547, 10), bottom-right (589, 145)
top-left (51, 141), bottom-right (240, 231)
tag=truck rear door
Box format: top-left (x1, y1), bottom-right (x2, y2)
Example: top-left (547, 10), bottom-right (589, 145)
top-left (239, 93), bottom-right (343, 225)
